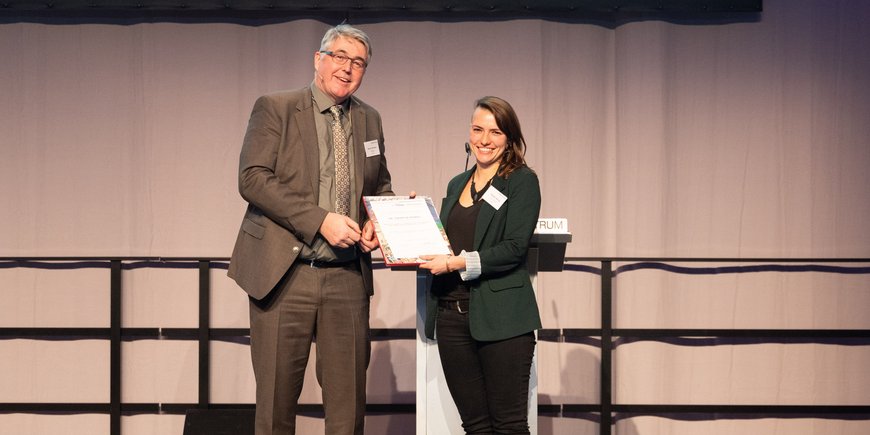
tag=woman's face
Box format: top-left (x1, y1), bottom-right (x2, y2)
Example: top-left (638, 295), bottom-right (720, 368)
top-left (469, 107), bottom-right (507, 169)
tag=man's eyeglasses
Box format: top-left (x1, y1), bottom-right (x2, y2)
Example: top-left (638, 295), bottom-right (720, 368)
top-left (319, 50), bottom-right (368, 71)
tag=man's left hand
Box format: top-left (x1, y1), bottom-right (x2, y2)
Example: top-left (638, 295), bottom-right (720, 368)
top-left (359, 220), bottom-right (380, 253)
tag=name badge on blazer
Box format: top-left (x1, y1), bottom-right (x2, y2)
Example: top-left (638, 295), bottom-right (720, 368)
top-left (364, 140), bottom-right (380, 157)
top-left (482, 186), bottom-right (507, 210)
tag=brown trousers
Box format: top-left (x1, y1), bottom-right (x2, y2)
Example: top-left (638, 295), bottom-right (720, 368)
top-left (249, 261), bottom-right (370, 435)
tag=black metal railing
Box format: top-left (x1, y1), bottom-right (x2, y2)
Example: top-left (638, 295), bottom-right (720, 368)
top-left (1, 256), bottom-right (869, 435)
top-left (546, 257), bottom-right (870, 435)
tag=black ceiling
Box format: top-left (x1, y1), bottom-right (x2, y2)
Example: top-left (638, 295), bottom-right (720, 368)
top-left (0, 0), bottom-right (763, 23)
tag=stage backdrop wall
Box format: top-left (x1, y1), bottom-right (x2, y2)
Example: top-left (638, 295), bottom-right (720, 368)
top-left (2, 0), bottom-right (869, 434)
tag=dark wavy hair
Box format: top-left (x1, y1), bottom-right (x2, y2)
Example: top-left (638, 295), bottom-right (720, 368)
top-left (473, 96), bottom-right (530, 178)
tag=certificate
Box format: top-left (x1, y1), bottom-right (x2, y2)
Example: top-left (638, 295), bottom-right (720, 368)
top-left (363, 196), bottom-right (453, 266)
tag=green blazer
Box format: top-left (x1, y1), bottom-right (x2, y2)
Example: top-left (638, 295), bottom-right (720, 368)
top-left (425, 165), bottom-right (542, 342)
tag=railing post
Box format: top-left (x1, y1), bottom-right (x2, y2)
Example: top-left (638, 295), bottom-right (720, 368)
top-left (198, 260), bottom-right (211, 409)
top-left (110, 260), bottom-right (122, 435)
top-left (600, 260), bottom-right (612, 435)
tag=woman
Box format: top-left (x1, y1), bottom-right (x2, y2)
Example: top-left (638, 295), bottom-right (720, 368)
top-left (420, 96), bottom-right (542, 434)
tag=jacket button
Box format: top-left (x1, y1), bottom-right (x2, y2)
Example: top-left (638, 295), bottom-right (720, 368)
top-left (292, 246), bottom-right (300, 252)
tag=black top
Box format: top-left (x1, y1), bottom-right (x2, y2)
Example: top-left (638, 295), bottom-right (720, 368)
top-left (435, 183), bottom-right (490, 302)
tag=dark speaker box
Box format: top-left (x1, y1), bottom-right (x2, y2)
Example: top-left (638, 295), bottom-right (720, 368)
top-left (183, 409), bottom-right (255, 435)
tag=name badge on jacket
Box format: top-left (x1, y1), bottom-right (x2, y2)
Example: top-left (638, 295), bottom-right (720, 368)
top-left (482, 186), bottom-right (507, 210)
top-left (364, 140), bottom-right (380, 157)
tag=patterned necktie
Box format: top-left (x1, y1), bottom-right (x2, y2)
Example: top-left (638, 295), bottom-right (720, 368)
top-left (329, 105), bottom-right (351, 216)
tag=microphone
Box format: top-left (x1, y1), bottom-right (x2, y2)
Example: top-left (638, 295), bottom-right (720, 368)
top-left (464, 142), bottom-right (471, 171)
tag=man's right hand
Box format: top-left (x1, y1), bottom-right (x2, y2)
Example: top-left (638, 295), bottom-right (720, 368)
top-left (319, 212), bottom-right (362, 248)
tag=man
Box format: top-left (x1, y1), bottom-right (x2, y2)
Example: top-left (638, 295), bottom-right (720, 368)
top-left (228, 24), bottom-right (393, 435)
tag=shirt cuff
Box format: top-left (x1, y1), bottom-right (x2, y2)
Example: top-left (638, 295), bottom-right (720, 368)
top-left (458, 250), bottom-right (481, 281)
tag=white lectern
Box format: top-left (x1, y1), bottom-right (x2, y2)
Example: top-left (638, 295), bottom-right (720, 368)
top-left (415, 230), bottom-right (571, 434)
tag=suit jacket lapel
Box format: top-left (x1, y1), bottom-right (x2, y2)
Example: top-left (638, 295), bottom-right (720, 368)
top-left (350, 98), bottom-right (368, 220)
top-left (295, 88), bottom-right (320, 196)
top-left (473, 174), bottom-right (506, 251)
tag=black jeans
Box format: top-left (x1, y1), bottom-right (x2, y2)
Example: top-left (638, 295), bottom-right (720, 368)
top-left (435, 305), bottom-right (536, 435)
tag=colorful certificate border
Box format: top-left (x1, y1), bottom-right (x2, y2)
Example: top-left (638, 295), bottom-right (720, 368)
top-left (362, 195), bottom-right (452, 267)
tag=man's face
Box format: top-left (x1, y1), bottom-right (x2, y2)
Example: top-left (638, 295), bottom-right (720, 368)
top-left (314, 36), bottom-right (368, 104)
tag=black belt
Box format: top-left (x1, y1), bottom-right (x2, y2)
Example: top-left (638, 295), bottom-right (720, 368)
top-left (297, 258), bottom-right (358, 269)
top-left (438, 299), bottom-right (469, 313)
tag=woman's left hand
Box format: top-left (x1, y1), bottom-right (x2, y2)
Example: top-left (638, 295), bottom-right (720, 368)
top-left (419, 254), bottom-right (452, 275)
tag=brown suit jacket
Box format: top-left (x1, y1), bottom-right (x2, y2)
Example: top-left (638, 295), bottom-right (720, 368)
top-left (228, 87), bottom-right (393, 300)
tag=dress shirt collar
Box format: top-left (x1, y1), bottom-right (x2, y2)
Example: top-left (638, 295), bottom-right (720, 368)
top-left (310, 82), bottom-right (351, 114)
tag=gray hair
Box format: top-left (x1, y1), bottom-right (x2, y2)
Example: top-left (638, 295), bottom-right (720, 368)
top-left (320, 24), bottom-right (372, 61)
